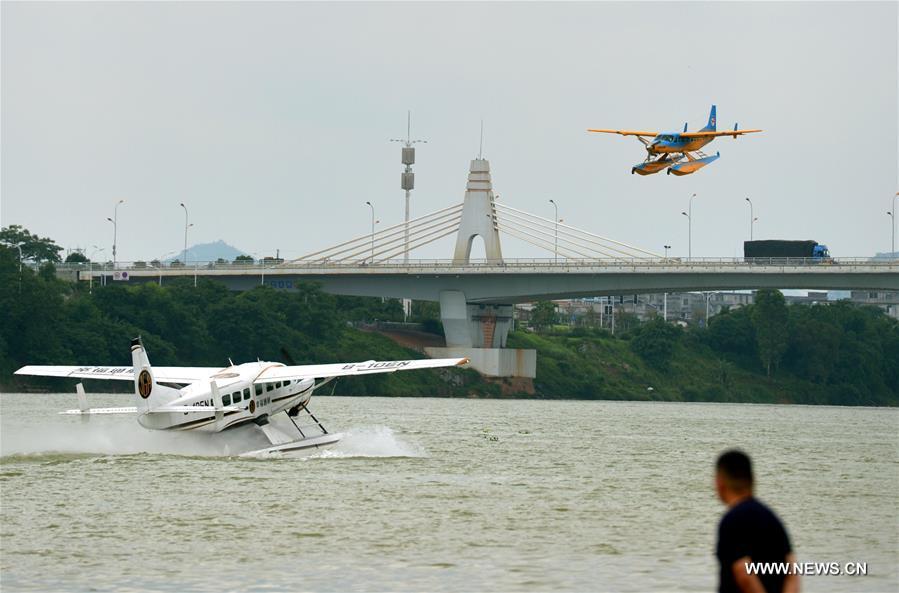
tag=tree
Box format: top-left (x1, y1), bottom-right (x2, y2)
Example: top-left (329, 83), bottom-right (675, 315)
top-left (234, 255), bottom-right (254, 264)
top-left (630, 318), bottom-right (682, 369)
top-left (530, 301), bottom-right (557, 332)
top-left (0, 225), bottom-right (63, 263)
top-left (752, 289), bottom-right (789, 376)
top-left (65, 251), bottom-right (89, 263)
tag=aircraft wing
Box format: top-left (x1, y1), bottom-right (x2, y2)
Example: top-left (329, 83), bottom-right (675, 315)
top-left (15, 365), bottom-right (225, 384)
top-left (680, 129), bottom-right (763, 138)
top-left (587, 129), bottom-right (658, 137)
top-left (255, 357), bottom-right (469, 382)
top-left (15, 365), bottom-right (135, 381)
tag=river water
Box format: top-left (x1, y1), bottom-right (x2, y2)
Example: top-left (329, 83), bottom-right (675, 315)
top-left (1, 393), bottom-right (897, 592)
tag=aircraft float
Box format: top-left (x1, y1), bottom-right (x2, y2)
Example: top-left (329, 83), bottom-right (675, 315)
top-left (588, 105), bottom-right (762, 176)
top-left (15, 337), bottom-right (468, 456)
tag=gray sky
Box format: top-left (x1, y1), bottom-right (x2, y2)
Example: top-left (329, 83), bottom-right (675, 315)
top-left (2, 1), bottom-right (896, 262)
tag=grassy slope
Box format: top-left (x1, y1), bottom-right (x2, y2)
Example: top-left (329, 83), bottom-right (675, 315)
top-left (506, 331), bottom-right (874, 405)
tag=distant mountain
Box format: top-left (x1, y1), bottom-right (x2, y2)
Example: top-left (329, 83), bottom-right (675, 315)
top-left (163, 240), bottom-right (248, 263)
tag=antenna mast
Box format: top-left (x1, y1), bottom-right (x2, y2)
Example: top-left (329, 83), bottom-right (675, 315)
top-left (390, 110), bottom-right (427, 264)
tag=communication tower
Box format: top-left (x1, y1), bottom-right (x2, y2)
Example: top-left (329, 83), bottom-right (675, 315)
top-left (390, 111), bottom-right (427, 263)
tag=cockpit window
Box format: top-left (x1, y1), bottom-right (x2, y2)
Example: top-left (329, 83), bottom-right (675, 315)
top-left (255, 384), bottom-right (262, 396)
top-left (243, 388), bottom-right (250, 400)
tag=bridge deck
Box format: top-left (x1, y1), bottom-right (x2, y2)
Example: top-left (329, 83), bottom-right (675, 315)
top-left (66, 258), bottom-right (898, 304)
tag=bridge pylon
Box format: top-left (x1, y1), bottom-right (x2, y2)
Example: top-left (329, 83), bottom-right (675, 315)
top-left (452, 159), bottom-right (503, 265)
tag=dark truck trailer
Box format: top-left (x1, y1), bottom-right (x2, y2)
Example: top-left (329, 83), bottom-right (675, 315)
top-left (743, 240), bottom-right (831, 260)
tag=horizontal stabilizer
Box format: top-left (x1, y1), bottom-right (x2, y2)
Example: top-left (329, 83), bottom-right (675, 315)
top-left (60, 407), bottom-right (138, 415)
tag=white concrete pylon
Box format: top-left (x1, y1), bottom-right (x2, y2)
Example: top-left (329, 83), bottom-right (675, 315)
top-left (452, 159), bottom-right (504, 264)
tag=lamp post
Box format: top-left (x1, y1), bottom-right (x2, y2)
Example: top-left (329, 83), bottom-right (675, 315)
top-left (365, 201), bottom-right (375, 263)
top-left (681, 193), bottom-right (696, 261)
top-left (549, 199), bottom-right (559, 262)
top-left (146, 262), bottom-right (163, 286)
top-left (663, 245), bottom-right (671, 321)
top-left (892, 192), bottom-right (899, 258)
top-left (89, 246), bottom-right (104, 294)
top-left (745, 197), bottom-right (756, 241)
top-left (889, 211), bottom-right (895, 258)
top-left (179, 202), bottom-right (192, 264)
top-left (107, 199), bottom-right (124, 269)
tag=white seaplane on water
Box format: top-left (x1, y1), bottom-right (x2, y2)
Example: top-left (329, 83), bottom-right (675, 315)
top-left (15, 337), bottom-right (468, 456)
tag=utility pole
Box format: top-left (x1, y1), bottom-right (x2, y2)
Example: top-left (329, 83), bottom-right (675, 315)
top-left (390, 111), bottom-right (426, 264)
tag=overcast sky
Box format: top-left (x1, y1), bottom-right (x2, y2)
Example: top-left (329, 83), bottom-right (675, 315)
top-left (2, 1), bottom-right (896, 262)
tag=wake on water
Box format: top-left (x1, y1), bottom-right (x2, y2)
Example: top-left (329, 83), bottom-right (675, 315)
top-left (0, 418), bottom-right (426, 460)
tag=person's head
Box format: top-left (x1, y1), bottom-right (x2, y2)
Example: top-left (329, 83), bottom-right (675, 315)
top-left (715, 449), bottom-right (754, 505)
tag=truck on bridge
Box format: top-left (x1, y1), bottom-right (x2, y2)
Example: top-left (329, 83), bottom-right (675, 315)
top-left (744, 240), bottom-right (832, 263)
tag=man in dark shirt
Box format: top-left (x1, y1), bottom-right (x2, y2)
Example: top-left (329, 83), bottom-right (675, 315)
top-left (715, 450), bottom-right (799, 593)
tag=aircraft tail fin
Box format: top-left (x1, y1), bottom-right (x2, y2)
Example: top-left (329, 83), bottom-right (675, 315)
top-left (131, 337), bottom-right (180, 412)
top-left (700, 105), bottom-right (717, 132)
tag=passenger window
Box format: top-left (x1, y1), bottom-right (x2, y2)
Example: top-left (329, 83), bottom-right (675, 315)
top-left (222, 394), bottom-right (231, 406)
top-left (232, 392), bottom-right (240, 402)
top-left (255, 384), bottom-right (262, 396)
top-left (243, 388), bottom-right (250, 400)
top-left (284, 379), bottom-right (291, 386)
top-left (276, 381), bottom-right (282, 389)
top-left (266, 383), bottom-right (274, 392)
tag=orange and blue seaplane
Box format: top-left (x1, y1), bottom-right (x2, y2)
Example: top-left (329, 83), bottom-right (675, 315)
top-left (588, 105), bottom-right (762, 175)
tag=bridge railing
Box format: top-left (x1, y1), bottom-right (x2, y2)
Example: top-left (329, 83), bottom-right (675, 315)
top-left (52, 256), bottom-right (897, 273)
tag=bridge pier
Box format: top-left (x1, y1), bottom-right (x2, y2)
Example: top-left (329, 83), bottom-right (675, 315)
top-left (427, 289), bottom-right (535, 378)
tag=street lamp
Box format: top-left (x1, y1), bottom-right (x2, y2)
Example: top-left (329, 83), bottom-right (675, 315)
top-left (549, 199), bottom-right (559, 262)
top-left (682, 193), bottom-right (696, 260)
top-left (889, 211), bottom-right (895, 258)
top-left (89, 245), bottom-right (105, 294)
top-left (892, 192), bottom-right (899, 258)
top-left (179, 203), bottom-right (193, 264)
top-left (745, 197), bottom-right (757, 241)
top-left (365, 201), bottom-right (375, 263)
top-left (146, 262), bottom-right (163, 286)
top-left (662, 244), bottom-right (672, 321)
top-left (107, 199), bottom-right (125, 268)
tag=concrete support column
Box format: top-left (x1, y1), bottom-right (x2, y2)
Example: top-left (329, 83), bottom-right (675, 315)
top-left (439, 290), bottom-right (473, 348)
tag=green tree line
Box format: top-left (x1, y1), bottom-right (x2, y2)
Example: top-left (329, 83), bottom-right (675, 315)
top-left (511, 290), bottom-right (898, 406)
top-left (0, 243), bottom-right (492, 396)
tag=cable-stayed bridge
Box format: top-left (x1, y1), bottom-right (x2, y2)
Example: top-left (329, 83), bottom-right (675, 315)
top-left (77, 158), bottom-right (897, 377)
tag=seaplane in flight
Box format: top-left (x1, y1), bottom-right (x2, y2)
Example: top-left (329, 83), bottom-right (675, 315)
top-left (14, 337), bottom-right (468, 456)
top-left (588, 105), bottom-right (762, 176)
